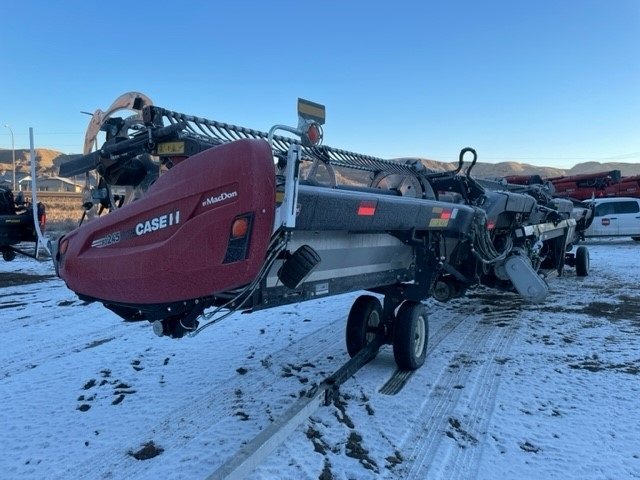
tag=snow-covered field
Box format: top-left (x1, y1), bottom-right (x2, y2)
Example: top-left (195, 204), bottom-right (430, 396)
top-left (1, 238), bottom-right (639, 480)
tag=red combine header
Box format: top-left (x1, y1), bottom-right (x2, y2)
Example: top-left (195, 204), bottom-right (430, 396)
top-left (52, 92), bottom-right (589, 372)
top-left (547, 170), bottom-right (640, 200)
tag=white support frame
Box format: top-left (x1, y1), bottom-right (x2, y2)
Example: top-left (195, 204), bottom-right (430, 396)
top-left (273, 144), bottom-right (302, 231)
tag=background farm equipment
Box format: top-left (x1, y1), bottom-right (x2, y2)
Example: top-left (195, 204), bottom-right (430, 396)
top-left (0, 186), bottom-right (46, 262)
top-left (427, 158), bottom-right (590, 303)
top-left (509, 170), bottom-right (640, 201)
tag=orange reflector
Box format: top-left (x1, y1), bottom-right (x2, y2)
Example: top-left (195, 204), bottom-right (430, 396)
top-left (59, 238), bottom-right (69, 255)
top-left (357, 201), bottom-right (376, 216)
top-left (231, 217), bottom-right (249, 238)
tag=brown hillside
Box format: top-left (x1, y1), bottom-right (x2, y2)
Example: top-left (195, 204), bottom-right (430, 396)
top-left (1, 148), bottom-right (639, 179)
top-left (567, 161), bottom-right (640, 177)
top-left (397, 158), bottom-right (569, 179)
top-left (0, 148), bottom-right (65, 175)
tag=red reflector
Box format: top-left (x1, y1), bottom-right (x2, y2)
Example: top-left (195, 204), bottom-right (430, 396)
top-left (601, 218), bottom-right (610, 226)
top-left (440, 210), bottom-right (452, 219)
top-left (487, 220), bottom-right (496, 230)
top-left (357, 201), bottom-right (376, 216)
top-left (307, 124), bottom-right (321, 145)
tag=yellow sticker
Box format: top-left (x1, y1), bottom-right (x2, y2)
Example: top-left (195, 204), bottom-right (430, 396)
top-left (157, 141), bottom-right (185, 155)
top-left (429, 218), bottom-right (449, 227)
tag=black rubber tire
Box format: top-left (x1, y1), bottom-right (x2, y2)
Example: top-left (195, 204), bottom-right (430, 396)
top-left (393, 301), bottom-right (429, 370)
top-left (433, 278), bottom-right (454, 302)
top-left (278, 245), bottom-right (321, 289)
top-left (346, 295), bottom-right (383, 358)
top-left (576, 246), bottom-right (589, 277)
top-left (632, 236), bottom-right (640, 242)
top-left (2, 249), bottom-right (16, 262)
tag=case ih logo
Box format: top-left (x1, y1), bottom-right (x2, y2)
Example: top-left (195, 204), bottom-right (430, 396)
top-left (135, 210), bottom-right (181, 236)
top-left (202, 191), bottom-right (238, 207)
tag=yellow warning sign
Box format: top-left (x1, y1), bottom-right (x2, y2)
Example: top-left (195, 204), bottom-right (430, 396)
top-left (429, 218), bottom-right (450, 228)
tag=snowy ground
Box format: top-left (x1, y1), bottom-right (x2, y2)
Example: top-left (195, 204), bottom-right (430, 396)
top-left (1, 238), bottom-right (639, 480)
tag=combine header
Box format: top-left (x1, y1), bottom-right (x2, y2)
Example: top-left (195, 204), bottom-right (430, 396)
top-left (54, 93), bottom-right (588, 371)
top-left (513, 170), bottom-right (640, 201)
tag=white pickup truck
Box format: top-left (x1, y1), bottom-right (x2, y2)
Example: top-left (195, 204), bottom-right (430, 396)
top-left (584, 197), bottom-right (640, 241)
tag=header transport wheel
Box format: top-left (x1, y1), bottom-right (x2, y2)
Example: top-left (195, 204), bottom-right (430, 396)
top-left (2, 249), bottom-right (16, 262)
top-left (393, 301), bottom-right (429, 370)
top-left (346, 295), bottom-right (383, 358)
top-left (575, 246), bottom-right (589, 277)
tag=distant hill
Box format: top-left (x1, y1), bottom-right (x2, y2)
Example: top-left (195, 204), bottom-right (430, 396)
top-left (566, 161), bottom-right (640, 176)
top-left (1, 148), bottom-right (639, 179)
top-left (0, 148), bottom-right (81, 177)
top-left (406, 158), bottom-right (567, 179)
top-left (391, 157), bottom-right (640, 179)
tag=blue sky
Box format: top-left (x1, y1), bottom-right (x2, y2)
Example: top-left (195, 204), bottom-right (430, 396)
top-left (0, 0), bottom-right (638, 168)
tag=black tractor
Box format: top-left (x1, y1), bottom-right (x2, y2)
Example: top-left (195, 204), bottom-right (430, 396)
top-left (0, 186), bottom-right (46, 261)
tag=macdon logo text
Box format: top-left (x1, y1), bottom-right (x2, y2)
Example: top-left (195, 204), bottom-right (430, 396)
top-left (202, 191), bottom-right (238, 207)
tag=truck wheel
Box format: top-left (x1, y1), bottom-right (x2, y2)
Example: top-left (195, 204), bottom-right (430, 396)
top-left (346, 295), bottom-right (383, 358)
top-left (576, 246), bottom-right (589, 277)
top-left (393, 301), bottom-right (429, 370)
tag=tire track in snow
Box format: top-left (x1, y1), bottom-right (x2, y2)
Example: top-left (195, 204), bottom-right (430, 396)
top-left (393, 302), bottom-right (521, 480)
top-left (62, 314), bottom-right (348, 480)
top-left (379, 308), bottom-right (469, 395)
top-left (1, 303), bottom-right (131, 379)
top-left (433, 318), bottom-right (519, 480)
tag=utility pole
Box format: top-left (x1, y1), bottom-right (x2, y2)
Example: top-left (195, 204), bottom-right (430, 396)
top-left (3, 124), bottom-right (15, 191)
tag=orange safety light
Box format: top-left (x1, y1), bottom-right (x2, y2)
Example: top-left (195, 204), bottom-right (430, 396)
top-left (231, 216), bottom-right (250, 238)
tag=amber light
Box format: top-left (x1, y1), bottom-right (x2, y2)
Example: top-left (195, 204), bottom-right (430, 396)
top-left (231, 217), bottom-right (250, 238)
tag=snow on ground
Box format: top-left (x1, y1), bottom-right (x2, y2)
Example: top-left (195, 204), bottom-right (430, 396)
top-left (1, 238), bottom-right (639, 480)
